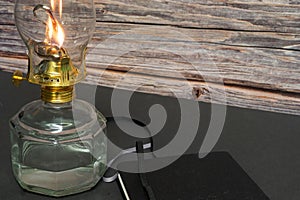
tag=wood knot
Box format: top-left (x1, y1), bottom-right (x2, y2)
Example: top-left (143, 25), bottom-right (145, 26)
top-left (192, 87), bottom-right (209, 99)
top-left (97, 7), bottom-right (107, 14)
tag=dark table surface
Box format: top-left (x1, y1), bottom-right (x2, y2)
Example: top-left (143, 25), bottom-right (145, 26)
top-left (0, 71), bottom-right (300, 200)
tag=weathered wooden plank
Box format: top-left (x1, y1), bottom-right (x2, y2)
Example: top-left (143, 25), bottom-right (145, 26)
top-left (0, 23), bottom-right (300, 93)
top-left (2, 23), bottom-right (300, 54)
top-left (95, 0), bottom-right (300, 33)
top-left (94, 23), bottom-right (300, 51)
top-left (86, 47), bottom-right (300, 93)
top-left (88, 24), bottom-right (300, 94)
top-left (86, 69), bottom-right (300, 116)
top-left (1, 56), bottom-right (300, 115)
top-left (1, 0), bottom-right (300, 33)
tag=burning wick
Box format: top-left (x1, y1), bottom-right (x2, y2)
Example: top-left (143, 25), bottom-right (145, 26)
top-left (33, 4), bottom-right (65, 48)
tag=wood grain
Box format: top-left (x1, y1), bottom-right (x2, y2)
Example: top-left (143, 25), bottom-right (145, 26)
top-left (94, 0), bottom-right (300, 33)
top-left (2, 56), bottom-right (300, 116)
top-left (0, 0), bottom-right (300, 115)
top-left (2, 0), bottom-right (300, 33)
top-left (1, 23), bottom-right (299, 93)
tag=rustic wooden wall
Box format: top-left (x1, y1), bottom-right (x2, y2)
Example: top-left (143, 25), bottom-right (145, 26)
top-left (0, 0), bottom-right (300, 115)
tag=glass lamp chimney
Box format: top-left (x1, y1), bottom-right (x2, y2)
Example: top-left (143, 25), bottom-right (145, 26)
top-left (14, 0), bottom-right (96, 102)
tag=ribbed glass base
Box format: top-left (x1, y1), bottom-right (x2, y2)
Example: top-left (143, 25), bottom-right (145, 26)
top-left (13, 162), bottom-right (106, 197)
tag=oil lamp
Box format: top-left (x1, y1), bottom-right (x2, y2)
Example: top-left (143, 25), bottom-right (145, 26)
top-left (10, 0), bottom-right (107, 197)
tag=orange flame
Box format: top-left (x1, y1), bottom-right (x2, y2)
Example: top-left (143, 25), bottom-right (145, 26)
top-left (45, 0), bottom-right (64, 48)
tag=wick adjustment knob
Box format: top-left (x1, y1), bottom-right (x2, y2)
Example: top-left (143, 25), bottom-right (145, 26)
top-left (12, 70), bottom-right (26, 87)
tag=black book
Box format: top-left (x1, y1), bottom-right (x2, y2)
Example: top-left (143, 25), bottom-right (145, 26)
top-left (117, 152), bottom-right (270, 200)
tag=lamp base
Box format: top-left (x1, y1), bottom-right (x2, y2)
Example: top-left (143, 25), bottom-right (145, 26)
top-left (10, 99), bottom-right (107, 197)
